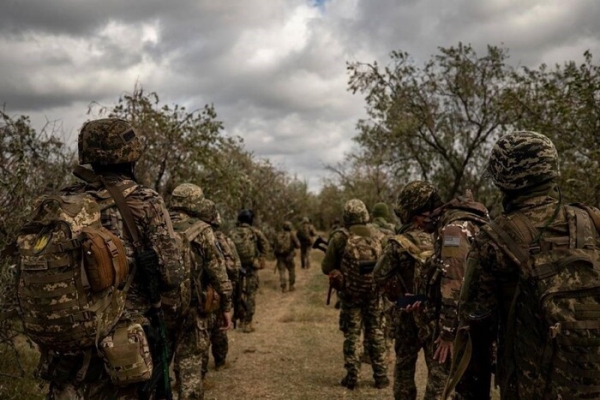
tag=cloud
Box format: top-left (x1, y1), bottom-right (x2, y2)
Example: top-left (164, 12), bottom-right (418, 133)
top-left (2, 0), bottom-right (599, 192)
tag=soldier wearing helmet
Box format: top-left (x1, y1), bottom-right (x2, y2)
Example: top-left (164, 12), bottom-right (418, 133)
top-left (229, 209), bottom-right (270, 333)
top-left (456, 131), bottom-right (600, 400)
top-left (322, 199), bottom-right (390, 390)
top-left (376, 180), bottom-right (489, 400)
top-left (297, 216), bottom-right (317, 269)
top-left (371, 202), bottom-right (396, 235)
top-left (196, 199), bottom-right (240, 373)
top-left (273, 221), bottom-right (301, 293)
top-left (169, 189), bottom-right (233, 399)
top-left (45, 118), bottom-right (184, 399)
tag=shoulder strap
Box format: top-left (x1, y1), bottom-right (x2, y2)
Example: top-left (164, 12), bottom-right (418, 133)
top-left (182, 220), bottom-right (210, 242)
top-left (98, 176), bottom-right (143, 253)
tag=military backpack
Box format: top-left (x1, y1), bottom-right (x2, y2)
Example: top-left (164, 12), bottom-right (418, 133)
top-left (273, 231), bottom-right (293, 255)
top-left (15, 187), bottom-right (135, 353)
top-left (483, 203), bottom-right (600, 399)
top-left (339, 227), bottom-right (383, 299)
top-left (230, 226), bottom-right (258, 267)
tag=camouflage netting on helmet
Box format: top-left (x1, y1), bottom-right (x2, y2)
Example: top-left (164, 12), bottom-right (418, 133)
top-left (170, 183), bottom-right (205, 214)
top-left (343, 199), bottom-right (369, 226)
top-left (372, 202), bottom-right (391, 221)
top-left (196, 198), bottom-right (221, 227)
top-left (487, 131), bottom-right (560, 191)
top-left (78, 118), bottom-right (143, 165)
top-left (395, 181), bottom-right (441, 223)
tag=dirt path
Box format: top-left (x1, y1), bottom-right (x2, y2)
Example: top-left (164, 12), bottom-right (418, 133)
top-left (204, 251), bottom-right (401, 399)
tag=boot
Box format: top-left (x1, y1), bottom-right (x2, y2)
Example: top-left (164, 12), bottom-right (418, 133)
top-left (281, 286), bottom-right (288, 293)
top-left (374, 376), bottom-right (390, 389)
top-left (288, 285), bottom-right (295, 292)
top-left (243, 322), bottom-right (255, 333)
top-left (341, 374), bottom-right (358, 390)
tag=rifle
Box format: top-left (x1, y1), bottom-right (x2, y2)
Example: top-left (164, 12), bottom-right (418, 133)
top-left (312, 236), bottom-right (328, 253)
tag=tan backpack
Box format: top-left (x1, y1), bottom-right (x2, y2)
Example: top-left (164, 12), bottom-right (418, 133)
top-left (16, 190), bottom-right (133, 352)
top-left (339, 228), bottom-right (383, 299)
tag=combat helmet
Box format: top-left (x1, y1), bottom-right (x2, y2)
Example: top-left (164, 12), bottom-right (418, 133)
top-left (78, 118), bottom-right (143, 165)
top-left (170, 183), bottom-right (204, 215)
top-left (343, 199), bottom-right (369, 226)
top-left (238, 209), bottom-right (254, 225)
top-left (283, 221), bottom-right (293, 231)
top-left (372, 203), bottom-right (391, 221)
top-left (197, 199), bottom-right (221, 227)
top-left (395, 181), bottom-right (442, 223)
top-left (487, 131), bottom-right (560, 191)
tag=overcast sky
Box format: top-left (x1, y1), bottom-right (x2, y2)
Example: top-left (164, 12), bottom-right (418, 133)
top-left (2, 0), bottom-right (599, 191)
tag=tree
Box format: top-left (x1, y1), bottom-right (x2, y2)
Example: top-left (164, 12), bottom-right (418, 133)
top-left (347, 43), bottom-right (522, 203)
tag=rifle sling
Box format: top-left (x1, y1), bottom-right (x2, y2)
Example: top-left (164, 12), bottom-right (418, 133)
top-left (442, 328), bottom-right (473, 399)
top-left (99, 176), bottom-right (143, 252)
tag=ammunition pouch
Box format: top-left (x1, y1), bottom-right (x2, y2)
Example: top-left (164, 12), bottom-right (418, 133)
top-left (36, 349), bottom-right (104, 384)
top-left (99, 322), bottom-right (153, 386)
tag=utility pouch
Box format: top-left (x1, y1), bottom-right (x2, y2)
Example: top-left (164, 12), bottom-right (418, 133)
top-left (200, 286), bottom-right (221, 314)
top-left (99, 322), bottom-right (153, 386)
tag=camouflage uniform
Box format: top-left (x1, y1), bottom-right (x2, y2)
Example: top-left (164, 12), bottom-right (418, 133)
top-left (298, 217), bottom-right (317, 269)
top-left (208, 230), bottom-right (241, 369)
top-left (45, 119), bottom-right (184, 400)
top-left (458, 131), bottom-right (600, 400)
top-left (374, 225), bottom-right (436, 400)
top-left (322, 199), bottom-right (389, 389)
top-left (171, 191), bottom-right (232, 400)
top-left (274, 221), bottom-right (301, 291)
top-left (372, 202), bottom-right (396, 236)
top-left (229, 210), bottom-right (270, 332)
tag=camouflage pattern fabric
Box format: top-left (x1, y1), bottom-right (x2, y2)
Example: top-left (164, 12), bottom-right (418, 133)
top-left (298, 221), bottom-right (316, 269)
top-left (373, 225), bottom-right (443, 399)
top-left (174, 308), bottom-right (210, 400)
top-left (78, 118), bottom-right (142, 165)
top-left (372, 203), bottom-right (396, 235)
top-left (43, 173), bottom-right (184, 399)
top-left (342, 199), bottom-right (370, 226)
top-left (460, 183), bottom-right (600, 400)
top-left (170, 183), bottom-right (205, 215)
top-left (486, 131), bottom-right (560, 191)
top-left (338, 293), bottom-right (388, 385)
top-left (395, 181), bottom-right (443, 224)
top-left (275, 227), bottom-right (300, 289)
top-left (201, 312), bottom-right (229, 374)
top-left (229, 223), bottom-right (269, 325)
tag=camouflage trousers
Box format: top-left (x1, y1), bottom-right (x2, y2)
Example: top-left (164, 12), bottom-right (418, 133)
top-left (339, 294), bottom-right (388, 381)
top-left (201, 312), bottom-right (229, 375)
top-left (300, 243), bottom-right (311, 269)
top-left (174, 308), bottom-right (210, 400)
top-left (392, 311), bottom-right (449, 400)
top-left (276, 253), bottom-right (296, 289)
top-left (243, 266), bottom-right (259, 324)
top-left (48, 379), bottom-right (140, 400)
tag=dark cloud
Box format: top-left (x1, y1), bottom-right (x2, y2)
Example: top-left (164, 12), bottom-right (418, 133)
top-left (2, 0), bottom-right (600, 191)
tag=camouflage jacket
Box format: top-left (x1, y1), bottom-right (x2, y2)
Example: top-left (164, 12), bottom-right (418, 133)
top-left (62, 175), bottom-right (184, 314)
top-left (171, 211), bottom-right (232, 313)
top-left (372, 217), bottom-right (395, 236)
top-left (274, 230), bottom-right (301, 257)
top-left (430, 193), bottom-right (489, 341)
top-left (230, 222), bottom-right (270, 267)
top-left (215, 230), bottom-right (242, 280)
top-left (458, 185), bottom-right (598, 397)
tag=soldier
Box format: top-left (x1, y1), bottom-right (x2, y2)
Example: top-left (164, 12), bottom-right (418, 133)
top-left (373, 191), bottom-right (437, 400)
top-left (297, 216), bottom-right (317, 269)
top-left (170, 185), bottom-right (233, 400)
top-left (273, 221), bottom-right (301, 292)
top-left (196, 198), bottom-right (241, 372)
top-left (322, 199), bottom-right (389, 390)
top-left (229, 209), bottom-right (270, 333)
top-left (457, 131), bottom-right (600, 400)
top-left (372, 202), bottom-right (396, 235)
top-left (23, 118), bottom-right (185, 399)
